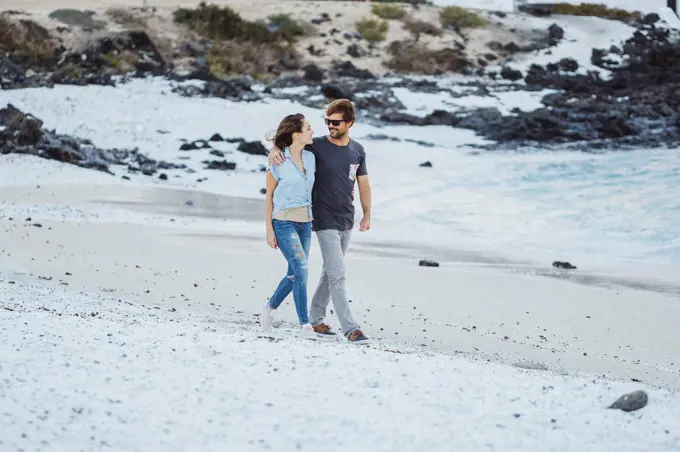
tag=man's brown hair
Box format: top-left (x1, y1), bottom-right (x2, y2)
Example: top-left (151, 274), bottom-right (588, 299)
top-left (325, 99), bottom-right (356, 124)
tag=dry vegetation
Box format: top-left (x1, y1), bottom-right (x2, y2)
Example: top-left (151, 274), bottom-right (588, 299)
top-left (106, 7), bottom-right (148, 28)
top-left (0, 14), bottom-right (55, 65)
top-left (386, 40), bottom-right (470, 74)
top-left (172, 3), bottom-right (307, 78)
top-left (402, 16), bottom-right (442, 37)
top-left (206, 41), bottom-right (294, 81)
top-left (552, 2), bottom-right (642, 21)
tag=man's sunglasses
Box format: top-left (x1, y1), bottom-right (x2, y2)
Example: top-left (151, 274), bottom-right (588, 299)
top-left (324, 118), bottom-right (345, 126)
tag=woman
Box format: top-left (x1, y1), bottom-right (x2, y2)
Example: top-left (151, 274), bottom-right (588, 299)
top-left (261, 113), bottom-right (317, 339)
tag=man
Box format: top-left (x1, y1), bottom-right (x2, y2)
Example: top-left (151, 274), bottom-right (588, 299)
top-left (268, 99), bottom-right (371, 344)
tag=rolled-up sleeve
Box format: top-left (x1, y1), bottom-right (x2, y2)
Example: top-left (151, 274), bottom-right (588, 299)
top-left (269, 164), bottom-right (280, 181)
top-left (357, 146), bottom-right (368, 177)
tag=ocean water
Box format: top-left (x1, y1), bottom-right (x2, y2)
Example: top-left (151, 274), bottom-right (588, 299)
top-left (1, 77), bottom-right (678, 273)
top-left (368, 142), bottom-right (680, 268)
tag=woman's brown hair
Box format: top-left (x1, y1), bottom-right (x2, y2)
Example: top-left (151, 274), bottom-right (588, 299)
top-left (266, 113), bottom-right (306, 151)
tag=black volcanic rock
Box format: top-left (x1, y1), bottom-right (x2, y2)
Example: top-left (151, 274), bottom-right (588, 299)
top-left (0, 104), bottom-right (184, 175)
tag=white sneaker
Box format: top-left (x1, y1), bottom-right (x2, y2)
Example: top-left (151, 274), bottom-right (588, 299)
top-left (261, 301), bottom-right (274, 332)
top-left (299, 323), bottom-right (318, 340)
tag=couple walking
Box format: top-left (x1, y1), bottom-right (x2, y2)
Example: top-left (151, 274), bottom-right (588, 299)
top-left (262, 99), bottom-right (371, 344)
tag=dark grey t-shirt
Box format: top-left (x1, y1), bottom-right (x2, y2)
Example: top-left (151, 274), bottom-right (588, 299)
top-left (307, 136), bottom-right (367, 232)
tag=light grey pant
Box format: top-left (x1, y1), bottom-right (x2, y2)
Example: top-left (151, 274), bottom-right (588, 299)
top-left (310, 229), bottom-right (360, 335)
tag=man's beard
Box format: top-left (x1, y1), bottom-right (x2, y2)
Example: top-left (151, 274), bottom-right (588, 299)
top-left (329, 129), bottom-right (345, 138)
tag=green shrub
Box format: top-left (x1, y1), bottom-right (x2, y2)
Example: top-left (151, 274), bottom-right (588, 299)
top-left (355, 18), bottom-right (389, 42)
top-left (173, 2), bottom-right (274, 43)
top-left (552, 3), bottom-right (641, 21)
top-left (403, 17), bottom-right (441, 36)
top-left (268, 13), bottom-right (315, 42)
top-left (371, 4), bottom-right (406, 20)
top-left (439, 6), bottom-right (485, 29)
top-left (48, 9), bottom-right (106, 30)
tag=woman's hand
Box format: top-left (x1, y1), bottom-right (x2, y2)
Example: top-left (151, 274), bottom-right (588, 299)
top-left (266, 228), bottom-right (278, 249)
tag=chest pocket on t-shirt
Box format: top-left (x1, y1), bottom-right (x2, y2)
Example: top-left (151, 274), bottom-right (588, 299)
top-left (349, 163), bottom-right (360, 182)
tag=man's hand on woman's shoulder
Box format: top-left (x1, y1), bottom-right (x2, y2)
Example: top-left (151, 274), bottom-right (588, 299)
top-left (268, 146), bottom-right (285, 166)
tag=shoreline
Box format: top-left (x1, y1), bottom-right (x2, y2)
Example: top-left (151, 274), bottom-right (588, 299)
top-left (3, 178), bottom-right (679, 298)
top-left (2, 179), bottom-right (679, 389)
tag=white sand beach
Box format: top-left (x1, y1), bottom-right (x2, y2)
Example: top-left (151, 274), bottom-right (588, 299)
top-left (1, 171), bottom-right (680, 450)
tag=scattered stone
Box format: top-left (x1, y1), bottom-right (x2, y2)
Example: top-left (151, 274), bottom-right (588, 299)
top-left (419, 259), bottom-right (440, 267)
top-left (640, 13), bottom-right (660, 25)
top-left (226, 137), bottom-right (246, 144)
top-left (405, 139), bottom-right (435, 147)
top-left (346, 43), bottom-right (365, 58)
top-left (209, 133), bottom-right (224, 142)
top-left (321, 83), bottom-right (352, 101)
top-left (548, 24), bottom-right (565, 45)
top-left (518, 4), bottom-right (553, 17)
top-left (203, 160), bottom-right (236, 170)
top-left (557, 57), bottom-right (579, 72)
top-left (504, 42), bottom-right (521, 53)
top-left (419, 161), bottom-right (433, 167)
top-left (302, 63), bottom-right (324, 82)
top-left (179, 141), bottom-right (207, 151)
top-left (365, 133), bottom-right (400, 142)
top-left (171, 70), bottom-right (258, 101)
top-left (552, 261), bottom-right (577, 269)
top-left (237, 141), bottom-right (268, 156)
top-left (310, 12), bottom-right (331, 25)
top-left (609, 390), bottom-right (648, 412)
top-left (500, 66), bottom-right (523, 81)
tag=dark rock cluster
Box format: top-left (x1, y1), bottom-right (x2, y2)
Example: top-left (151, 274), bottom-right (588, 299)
top-left (0, 104), bottom-right (184, 176)
top-left (377, 24), bottom-right (680, 149)
top-left (1, 21), bottom-right (167, 90)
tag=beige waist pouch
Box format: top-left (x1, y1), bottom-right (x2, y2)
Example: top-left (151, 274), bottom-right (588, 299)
top-left (273, 206), bottom-right (312, 222)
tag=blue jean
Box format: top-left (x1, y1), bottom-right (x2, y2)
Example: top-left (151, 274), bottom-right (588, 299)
top-left (268, 219), bottom-right (312, 325)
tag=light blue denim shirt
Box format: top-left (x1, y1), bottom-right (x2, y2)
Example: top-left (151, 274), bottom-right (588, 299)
top-left (270, 147), bottom-right (316, 219)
